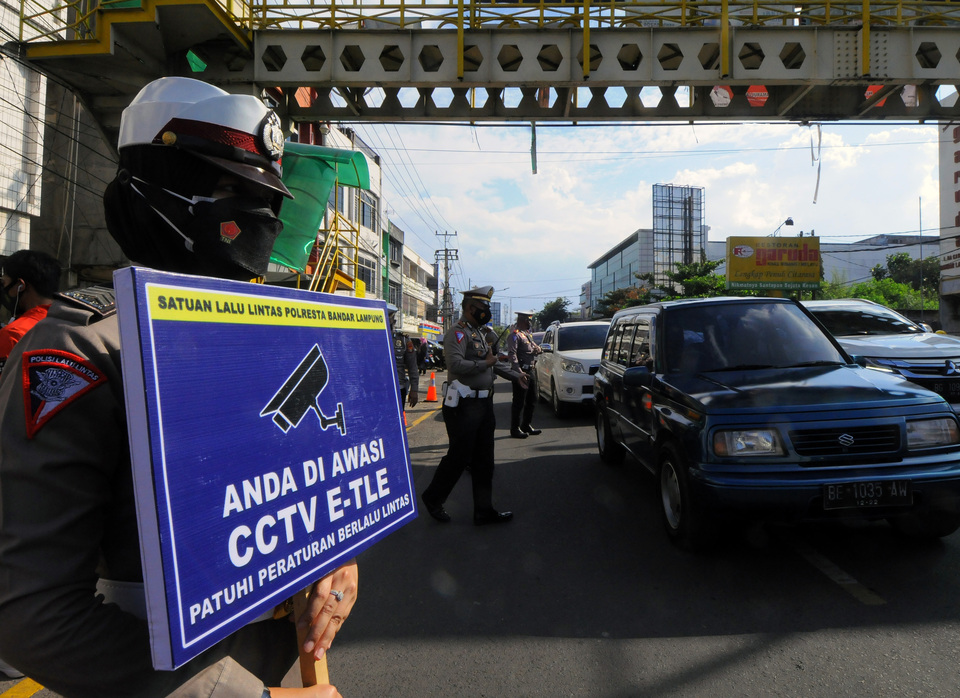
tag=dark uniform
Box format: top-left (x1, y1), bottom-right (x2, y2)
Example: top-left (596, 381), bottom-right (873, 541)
top-left (394, 332), bottom-right (419, 406)
top-left (0, 76), bottom-right (353, 698)
top-left (0, 289), bottom-right (298, 696)
top-left (421, 286), bottom-right (512, 526)
top-left (506, 314), bottom-right (542, 437)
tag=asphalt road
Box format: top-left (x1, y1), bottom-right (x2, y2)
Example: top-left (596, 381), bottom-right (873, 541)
top-left (7, 383), bottom-right (960, 696)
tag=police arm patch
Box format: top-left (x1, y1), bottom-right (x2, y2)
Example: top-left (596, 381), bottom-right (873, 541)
top-left (22, 349), bottom-right (107, 439)
top-left (455, 331), bottom-right (465, 343)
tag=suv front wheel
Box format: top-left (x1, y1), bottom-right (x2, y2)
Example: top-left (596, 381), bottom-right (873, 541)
top-left (658, 443), bottom-right (712, 551)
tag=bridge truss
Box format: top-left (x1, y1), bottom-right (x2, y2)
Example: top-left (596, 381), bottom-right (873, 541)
top-left (15, 0), bottom-right (960, 129)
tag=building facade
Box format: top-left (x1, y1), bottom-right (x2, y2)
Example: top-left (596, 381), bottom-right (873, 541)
top-left (582, 230), bottom-right (939, 316)
top-left (400, 246), bottom-right (439, 339)
top-left (580, 229), bottom-right (655, 317)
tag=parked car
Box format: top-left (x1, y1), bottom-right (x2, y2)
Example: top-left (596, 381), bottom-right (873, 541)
top-left (802, 299), bottom-right (960, 410)
top-left (594, 297), bottom-right (960, 550)
top-left (532, 331), bottom-right (545, 345)
top-left (533, 320), bottom-right (610, 417)
top-left (423, 339), bottom-right (444, 371)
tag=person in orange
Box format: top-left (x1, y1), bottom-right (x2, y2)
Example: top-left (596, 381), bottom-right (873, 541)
top-left (0, 249), bottom-right (61, 376)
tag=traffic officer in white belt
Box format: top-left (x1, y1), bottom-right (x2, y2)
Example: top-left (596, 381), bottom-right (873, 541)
top-left (506, 309), bottom-right (543, 438)
top-left (421, 286), bottom-right (513, 525)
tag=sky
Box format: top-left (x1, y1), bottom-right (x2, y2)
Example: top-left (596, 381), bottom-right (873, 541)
top-left (348, 116), bottom-right (943, 317)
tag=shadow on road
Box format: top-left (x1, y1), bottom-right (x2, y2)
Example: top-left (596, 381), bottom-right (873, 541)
top-left (348, 399), bottom-right (960, 650)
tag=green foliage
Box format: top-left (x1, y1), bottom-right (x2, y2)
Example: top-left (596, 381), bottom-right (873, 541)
top-left (595, 286), bottom-right (650, 318)
top-left (535, 297), bottom-right (570, 327)
top-left (662, 259), bottom-right (726, 298)
top-left (845, 252), bottom-right (939, 311)
top-left (639, 259), bottom-right (747, 301)
top-left (881, 252), bottom-right (940, 292)
top-left (821, 276), bottom-right (938, 310)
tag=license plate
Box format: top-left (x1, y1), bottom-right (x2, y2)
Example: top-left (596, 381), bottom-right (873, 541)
top-left (822, 480), bottom-right (913, 510)
top-left (929, 381), bottom-right (960, 398)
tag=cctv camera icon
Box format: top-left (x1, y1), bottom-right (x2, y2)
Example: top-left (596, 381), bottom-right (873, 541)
top-left (261, 344), bottom-right (346, 435)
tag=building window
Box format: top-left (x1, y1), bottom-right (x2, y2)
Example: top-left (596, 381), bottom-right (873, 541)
top-left (360, 191), bottom-right (378, 231)
top-left (357, 256), bottom-right (378, 296)
top-left (329, 185), bottom-right (347, 215)
top-left (389, 281), bottom-right (402, 307)
top-left (389, 239), bottom-right (402, 266)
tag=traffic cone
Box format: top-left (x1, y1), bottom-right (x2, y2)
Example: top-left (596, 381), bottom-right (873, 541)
top-left (426, 372), bottom-right (438, 402)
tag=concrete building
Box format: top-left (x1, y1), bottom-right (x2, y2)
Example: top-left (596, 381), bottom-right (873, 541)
top-left (0, 55), bottom-right (44, 258)
top-left (400, 245), bottom-right (439, 340)
top-left (0, 49), bottom-right (123, 289)
top-left (320, 126), bottom-right (385, 299)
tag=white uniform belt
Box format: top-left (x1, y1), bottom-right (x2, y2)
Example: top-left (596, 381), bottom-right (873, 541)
top-left (461, 389), bottom-right (490, 398)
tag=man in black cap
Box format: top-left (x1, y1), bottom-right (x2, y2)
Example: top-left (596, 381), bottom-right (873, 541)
top-left (505, 309), bottom-right (542, 438)
top-left (421, 285), bottom-right (513, 525)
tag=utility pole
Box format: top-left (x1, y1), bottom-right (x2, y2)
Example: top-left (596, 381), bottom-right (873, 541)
top-left (435, 231), bottom-right (458, 334)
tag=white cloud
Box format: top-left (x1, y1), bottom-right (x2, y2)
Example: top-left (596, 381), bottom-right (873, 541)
top-left (354, 121), bottom-right (942, 311)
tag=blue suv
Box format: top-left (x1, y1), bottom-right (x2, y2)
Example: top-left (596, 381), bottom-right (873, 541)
top-left (594, 297), bottom-right (960, 550)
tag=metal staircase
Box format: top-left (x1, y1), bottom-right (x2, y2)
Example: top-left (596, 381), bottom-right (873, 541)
top-left (18, 0), bottom-right (255, 151)
top-left (308, 208), bottom-right (360, 294)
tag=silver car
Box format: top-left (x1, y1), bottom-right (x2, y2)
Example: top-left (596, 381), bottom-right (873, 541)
top-left (803, 299), bottom-right (960, 409)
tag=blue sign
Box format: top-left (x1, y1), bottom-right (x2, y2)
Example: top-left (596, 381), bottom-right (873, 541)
top-left (114, 267), bottom-right (417, 670)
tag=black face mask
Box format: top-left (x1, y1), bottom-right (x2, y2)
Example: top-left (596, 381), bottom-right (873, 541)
top-left (186, 197), bottom-right (283, 278)
top-left (473, 305), bottom-right (492, 326)
top-left (106, 173), bottom-right (282, 280)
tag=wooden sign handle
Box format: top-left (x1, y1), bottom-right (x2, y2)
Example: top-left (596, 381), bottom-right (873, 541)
top-left (293, 587), bottom-right (329, 686)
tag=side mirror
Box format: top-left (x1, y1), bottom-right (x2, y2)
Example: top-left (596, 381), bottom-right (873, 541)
top-left (919, 323), bottom-right (934, 333)
top-left (623, 365), bottom-right (651, 388)
top-left (540, 343), bottom-right (553, 353)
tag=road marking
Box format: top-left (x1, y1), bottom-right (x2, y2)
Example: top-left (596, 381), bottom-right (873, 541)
top-left (1, 679), bottom-right (44, 698)
top-left (407, 407), bottom-right (441, 431)
top-left (793, 542), bottom-right (887, 605)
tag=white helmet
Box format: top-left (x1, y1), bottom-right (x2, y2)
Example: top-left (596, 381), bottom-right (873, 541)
top-left (119, 77), bottom-right (290, 198)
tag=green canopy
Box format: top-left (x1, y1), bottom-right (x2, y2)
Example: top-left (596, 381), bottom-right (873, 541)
top-left (271, 142), bottom-right (371, 273)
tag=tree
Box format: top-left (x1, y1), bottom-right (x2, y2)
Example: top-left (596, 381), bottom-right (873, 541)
top-left (881, 252), bottom-right (939, 292)
top-left (595, 286), bottom-right (649, 318)
top-left (663, 259), bottom-right (726, 298)
top-left (636, 259), bottom-right (730, 300)
top-left (536, 297), bottom-right (570, 328)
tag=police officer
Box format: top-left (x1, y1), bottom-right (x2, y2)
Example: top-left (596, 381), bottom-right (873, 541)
top-left (421, 286), bottom-right (513, 526)
top-left (388, 304), bottom-right (419, 409)
top-left (0, 77), bottom-right (353, 698)
top-left (506, 309), bottom-right (542, 438)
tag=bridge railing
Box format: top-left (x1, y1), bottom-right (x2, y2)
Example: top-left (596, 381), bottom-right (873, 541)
top-left (18, 0), bottom-right (960, 46)
top-left (248, 0), bottom-right (960, 31)
top-left (18, 0), bottom-right (253, 43)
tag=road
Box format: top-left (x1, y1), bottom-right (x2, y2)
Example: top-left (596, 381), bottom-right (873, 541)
top-left (6, 384), bottom-right (960, 696)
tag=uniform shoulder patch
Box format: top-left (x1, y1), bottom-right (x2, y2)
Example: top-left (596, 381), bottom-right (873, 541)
top-left (59, 286), bottom-right (117, 318)
top-left (22, 349), bottom-right (107, 439)
top-left (455, 331), bottom-right (465, 343)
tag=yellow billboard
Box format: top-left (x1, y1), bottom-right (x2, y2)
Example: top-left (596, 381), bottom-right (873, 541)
top-left (725, 236), bottom-right (821, 290)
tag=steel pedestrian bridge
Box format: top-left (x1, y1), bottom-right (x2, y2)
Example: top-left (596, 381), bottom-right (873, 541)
top-left (14, 0), bottom-right (960, 139)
